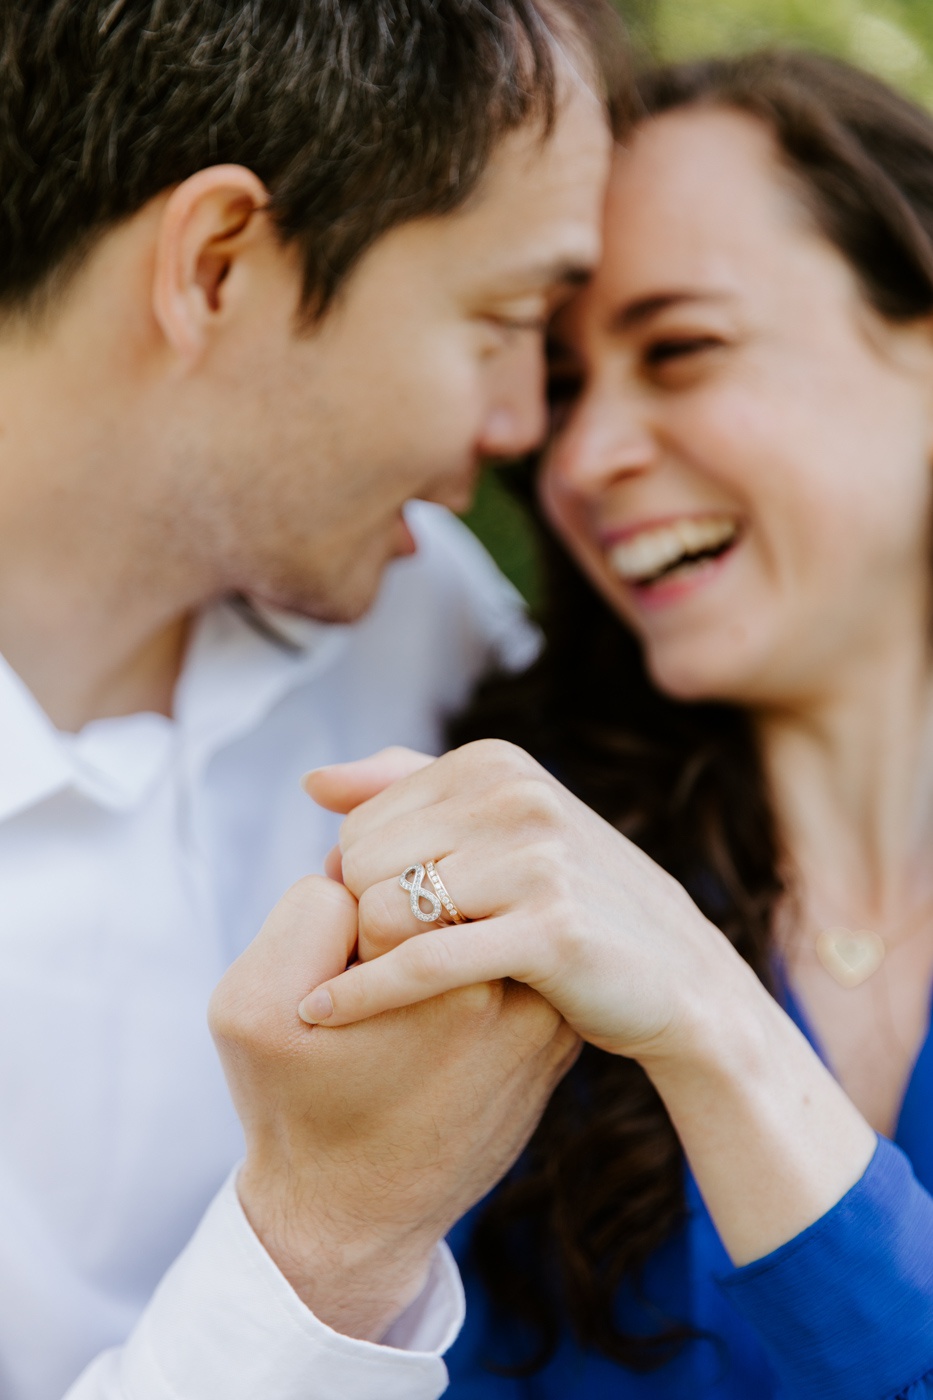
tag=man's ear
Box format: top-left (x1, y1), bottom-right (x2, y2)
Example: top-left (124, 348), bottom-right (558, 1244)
top-left (151, 164), bottom-right (272, 364)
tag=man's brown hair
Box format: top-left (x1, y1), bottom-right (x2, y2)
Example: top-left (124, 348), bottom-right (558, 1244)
top-left (0, 0), bottom-right (625, 320)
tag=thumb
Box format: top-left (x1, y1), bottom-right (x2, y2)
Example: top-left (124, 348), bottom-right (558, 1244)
top-left (303, 746), bottom-right (435, 814)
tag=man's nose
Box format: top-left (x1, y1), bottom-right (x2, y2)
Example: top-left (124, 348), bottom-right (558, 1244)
top-left (477, 346), bottom-right (548, 459)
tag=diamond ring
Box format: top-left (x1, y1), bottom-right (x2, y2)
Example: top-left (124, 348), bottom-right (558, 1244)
top-left (399, 861), bottom-right (467, 925)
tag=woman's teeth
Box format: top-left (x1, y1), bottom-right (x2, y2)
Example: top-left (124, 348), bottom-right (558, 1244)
top-left (608, 516), bottom-right (738, 585)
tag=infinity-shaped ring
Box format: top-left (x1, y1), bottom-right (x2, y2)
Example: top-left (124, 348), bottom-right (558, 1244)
top-left (399, 861), bottom-right (467, 925)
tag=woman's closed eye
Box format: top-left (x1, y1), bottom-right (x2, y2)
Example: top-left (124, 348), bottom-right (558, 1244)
top-left (643, 334), bottom-right (726, 376)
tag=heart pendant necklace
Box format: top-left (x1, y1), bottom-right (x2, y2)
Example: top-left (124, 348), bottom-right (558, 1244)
top-left (814, 927), bottom-right (886, 989)
top-left (810, 895), bottom-right (933, 989)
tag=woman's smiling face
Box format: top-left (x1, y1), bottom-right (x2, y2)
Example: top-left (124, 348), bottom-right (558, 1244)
top-left (541, 106), bottom-right (933, 707)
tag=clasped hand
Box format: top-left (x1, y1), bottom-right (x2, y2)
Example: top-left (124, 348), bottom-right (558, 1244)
top-left (302, 740), bottom-right (736, 1064)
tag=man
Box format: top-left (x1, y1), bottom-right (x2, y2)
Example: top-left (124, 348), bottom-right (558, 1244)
top-left (0, 2), bottom-right (618, 1397)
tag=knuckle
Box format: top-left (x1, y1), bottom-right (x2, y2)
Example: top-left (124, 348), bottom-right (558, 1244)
top-left (442, 978), bottom-right (505, 1019)
top-left (208, 971), bottom-right (271, 1059)
top-left (544, 897), bottom-right (585, 962)
top-left (526, 780), bottom-right (565, 827)
top-left (519, 838), bottom-right (566, 892)
top-left (470, 736), bottom-right (521, 765)
top-left (357, 887), bottom-right (403, 957)
top-left (453, 737), bottom-right (528, 780)
top-left (547, 872), bottom-right (580, 926)
top-left (279, 873), bottom-right (349, 920)
top-left (496, 776), bottom-right (564, 833)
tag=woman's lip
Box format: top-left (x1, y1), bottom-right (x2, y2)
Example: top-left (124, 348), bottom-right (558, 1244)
top-left (598, 510), bottom-right (741, 550)
top-left (624, 538), bottom-right (739, 611)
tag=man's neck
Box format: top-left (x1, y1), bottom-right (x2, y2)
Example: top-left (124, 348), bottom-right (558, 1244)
top-left (0, 408), bottom-right (199, 730)
top-left (0, 402), bottom-right (200, 731)
top-left (0, 284), bottom-right (208, 731)
top-left (0, 599), bottom-right (193, 733)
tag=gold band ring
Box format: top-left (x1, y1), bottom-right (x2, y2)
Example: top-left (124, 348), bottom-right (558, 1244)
top-left (425, 860), bottom-right (467, 924)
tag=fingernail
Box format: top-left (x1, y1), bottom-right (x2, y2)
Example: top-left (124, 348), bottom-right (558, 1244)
top-left (299, 988), bottom-right (334, 1024)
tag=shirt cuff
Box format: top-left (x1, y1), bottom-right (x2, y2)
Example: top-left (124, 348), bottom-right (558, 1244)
top-left (72, 1168), bottom-right (464, 1400)
top-left (717, 1137), bottom-right (933, 1400)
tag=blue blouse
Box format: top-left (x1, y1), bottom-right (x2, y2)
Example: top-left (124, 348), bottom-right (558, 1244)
top-left (445, 991), bottom-right (933, 1398)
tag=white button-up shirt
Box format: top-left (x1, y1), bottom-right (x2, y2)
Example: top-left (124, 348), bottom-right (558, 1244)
top-left (0, 504), bottom-right (535, 1400)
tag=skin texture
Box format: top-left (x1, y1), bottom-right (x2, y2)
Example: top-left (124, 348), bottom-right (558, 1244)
top-left (0, 57), bottom-right (611, 1338)
top-left (301, 109), bottom-right (933, 1267)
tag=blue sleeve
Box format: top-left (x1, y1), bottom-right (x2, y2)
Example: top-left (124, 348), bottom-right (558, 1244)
top-left (443, 1212), bottom-right (532, 1399)
top-left (717, 1137), bottom-right (933, 1400)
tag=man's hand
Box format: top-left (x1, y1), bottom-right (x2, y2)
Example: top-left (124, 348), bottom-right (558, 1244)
top-left (208, 875), bottom-right (579, 1343)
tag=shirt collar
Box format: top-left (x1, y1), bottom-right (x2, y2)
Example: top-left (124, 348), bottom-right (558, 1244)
top-left (173, 597), bottom-right (351, 767)
top-left (0, 598), bottom-right (351, 822)
top-left (0, 652), bottom-right (74, 821)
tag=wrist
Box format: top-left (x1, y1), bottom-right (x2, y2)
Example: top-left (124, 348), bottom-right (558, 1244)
top-left (637, 932), bottom-right (771, 1080)
top-left (634, 955), bottom-right (876, 1266)
top-left (237, 1163), bottom-right (438, 1341)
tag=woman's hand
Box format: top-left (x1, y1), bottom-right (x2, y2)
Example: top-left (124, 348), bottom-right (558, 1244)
top-left (302, 741), bottom-right (877, 1269)
top-left (300, 739), bottom-right (739, 1063)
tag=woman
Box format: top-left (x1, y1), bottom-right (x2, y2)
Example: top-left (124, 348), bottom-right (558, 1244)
top-left (303, 50), bottom-right (933, 1397)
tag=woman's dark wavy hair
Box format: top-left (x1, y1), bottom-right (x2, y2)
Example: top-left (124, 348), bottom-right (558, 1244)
top-left (450, 47), bottom-right (933, 1374)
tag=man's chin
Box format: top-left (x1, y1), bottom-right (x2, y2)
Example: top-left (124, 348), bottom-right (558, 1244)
top-left (249, 571), bottom-right (386, 629)
top-left (242, 522), bottom-right (419, 627)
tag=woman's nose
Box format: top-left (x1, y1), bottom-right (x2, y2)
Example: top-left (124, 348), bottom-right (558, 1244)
top-left (549, 389), bottom-right (658, 497)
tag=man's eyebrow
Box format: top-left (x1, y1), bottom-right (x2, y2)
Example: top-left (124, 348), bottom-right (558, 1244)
top-left (497, 258), bottom-right (595, 292)
top-left (611, 290), bottom-right (731, 331)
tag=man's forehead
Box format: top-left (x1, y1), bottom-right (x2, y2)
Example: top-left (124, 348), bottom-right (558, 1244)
top-left (341, 83), bottom-right (609, 304)
top-left (483, 100), bottom-right (610, 205)
top-left (453, 97), bottom-right (610, 278)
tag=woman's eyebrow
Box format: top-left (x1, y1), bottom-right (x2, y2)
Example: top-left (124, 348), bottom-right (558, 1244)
top-left (611, 290), bottom-right (731, 331)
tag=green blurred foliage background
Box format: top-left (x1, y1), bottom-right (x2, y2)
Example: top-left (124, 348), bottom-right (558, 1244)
top-left (646, 0), bottom-right (933, 102)
top-left (462, 0), bottom-right (933, 606)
